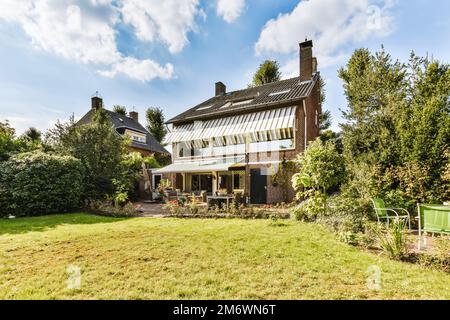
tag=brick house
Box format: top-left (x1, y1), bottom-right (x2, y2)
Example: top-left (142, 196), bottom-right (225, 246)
top-left (77, 94), bottom-right (169, 157)
top-left (154, 40), bottom-right (321, 204)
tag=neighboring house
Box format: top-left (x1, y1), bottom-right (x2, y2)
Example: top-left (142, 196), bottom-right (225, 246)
top-left (77, 95), bottom-right (169, 157)
top-left (154, 40), bottom-right (321, 204)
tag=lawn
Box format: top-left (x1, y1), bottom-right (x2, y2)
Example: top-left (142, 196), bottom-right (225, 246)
top-left (0, 213), bottom-right (449, 299)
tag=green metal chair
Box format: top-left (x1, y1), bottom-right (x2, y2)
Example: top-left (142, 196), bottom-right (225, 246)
top-left (371, 198), bottom-right (411, 230)
top-left (417, 204), bottom-right (450, 250)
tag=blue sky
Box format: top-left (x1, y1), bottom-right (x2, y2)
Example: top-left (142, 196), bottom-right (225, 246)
top-left (0, 0), bottom-right (449, 135)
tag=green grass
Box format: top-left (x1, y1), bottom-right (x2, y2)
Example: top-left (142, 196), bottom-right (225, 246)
top-left (0, 213), bottom-right (449, 299)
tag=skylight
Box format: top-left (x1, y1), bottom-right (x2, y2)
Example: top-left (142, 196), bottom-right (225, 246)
top-left (197, 104), bottom-right (213, 111)
top-left (219, 102), bottom-right (232, 109)
top-left (268, 89), bottom-right (291, 97)
top-left (219, 99), bottom-right (254, 109)
top-left (232, 99), bottom-right (253, 107)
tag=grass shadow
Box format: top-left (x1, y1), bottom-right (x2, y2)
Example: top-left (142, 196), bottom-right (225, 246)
top-left (0, 212), bottom-right (129, 236)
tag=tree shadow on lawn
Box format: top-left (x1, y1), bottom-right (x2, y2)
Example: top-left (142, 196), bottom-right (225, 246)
top-left (0, 212), bottom-right (129, 236)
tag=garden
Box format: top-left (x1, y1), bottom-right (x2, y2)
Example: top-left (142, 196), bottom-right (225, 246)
top-left (0, 48), bottom-right (448, 299)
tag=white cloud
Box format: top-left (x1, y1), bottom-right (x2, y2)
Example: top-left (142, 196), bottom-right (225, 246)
top-left (120, 0), bottom-right (204, 54)
top-left (255, 0), bottom-right (396, 72)
top-left (97, 57), bottom-right (174, 82)
top-left (216, 0), bottom-right (246, 23)
top-left (0, 0), bottom-right (203, 81)
top-left (0, 0), bottom-right (121, 65)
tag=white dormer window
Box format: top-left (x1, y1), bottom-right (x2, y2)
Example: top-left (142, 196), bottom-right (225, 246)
top-left (131, 135), bottom-right (146, 143)
top-left (268, 89), bottom-right (291, 97)
top-left (125, 129), bottom-right (146, 144)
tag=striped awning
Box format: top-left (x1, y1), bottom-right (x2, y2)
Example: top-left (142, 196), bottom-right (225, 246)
top-left (165, 106), bottom-right (296, 144)
top-left (152, 157), bottom-right (245, 174)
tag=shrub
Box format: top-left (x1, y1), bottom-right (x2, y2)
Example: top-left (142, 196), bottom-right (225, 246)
top-left (89, 201), bottom-right (141, 218)
top-left (0, 151), bottom-right (84, 217)
top-left (372, 220), bottom-right (409, 260)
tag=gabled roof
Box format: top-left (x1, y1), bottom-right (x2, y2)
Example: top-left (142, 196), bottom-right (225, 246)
top-left (167, 74), bottom-right (318, 125)
top-left (77, 109), bottom-right (169, 154)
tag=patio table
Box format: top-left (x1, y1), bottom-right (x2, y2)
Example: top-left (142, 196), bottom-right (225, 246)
top-left (206, 195), bottom-right (234, 210)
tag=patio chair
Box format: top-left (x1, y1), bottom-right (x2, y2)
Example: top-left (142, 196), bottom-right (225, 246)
top-left (417, 203), bottom-right (450, 250)
top-left (371, 198), bottom-right (411, 230)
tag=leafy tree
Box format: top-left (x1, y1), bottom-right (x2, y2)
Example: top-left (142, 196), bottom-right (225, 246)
top-left (292, 139), bottom-right (346, 218)
top-left (113, 105), bottom-right (127, 115)
top-left (339, 47), bottom-right (449, 206)
top-left (23, 127), bottom-right (42, 142)
top-left (146, 107), bottom-right (167, 144)
top-left (0, 121), bottom-right (41, 161)
top-left (0, 121), bottom-right (16, 161)
top-left (252, 60), bottom-right (281, 86)
top-left (293, 139), bottom-right (346, 196)
top-left (48, 109), bottom-right (128, 200)
top-left (319, 110), bottom-right (332, 133)
top-left (339, 48), bottom-right (406, 167)
top-left (44, 114), bottom-right (77, 153)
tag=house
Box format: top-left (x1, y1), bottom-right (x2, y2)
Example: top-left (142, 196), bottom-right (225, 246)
top-left (77, 94), bottom-right (169, 157)
top-left (154, 40), bottom-right (321, 204)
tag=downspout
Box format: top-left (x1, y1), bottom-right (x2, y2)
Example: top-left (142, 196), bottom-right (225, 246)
top-left (302, 100), bottom-right (307, 151)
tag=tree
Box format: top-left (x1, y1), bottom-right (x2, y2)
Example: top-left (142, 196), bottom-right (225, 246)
top-left (292, 139), bottom-right (346, 197)
top-left (23, 127), bottom-right (42, 142)
top-left (44, 115), bottom-right (77, 153)
top-left (146, 107), bottom-right (167, 144)
top-left (0, 121), bottom-right (16, 161)
top-left (339, 48), bottom-right (406, 167)
top-left (292, 139), bottom-right (346, 217)
top-left (0, 121), bottom-right (40, 161)
top-left (319, 110), bottom-right (332, 133)
top-left (48, 109), bottom-right (128, 200)
top-left (339, 47), bottom-right (449, 206)
top-left (252, 60), bottom-right (281, 87)
top-left (113, 105), bottom-right (127, 115)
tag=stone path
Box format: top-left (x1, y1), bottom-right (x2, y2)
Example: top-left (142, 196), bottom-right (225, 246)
top-left (137, 202), bottom-right (167, 217)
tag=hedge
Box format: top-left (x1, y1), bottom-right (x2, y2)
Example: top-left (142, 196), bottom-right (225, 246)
top-left (0, 151), bottom-right (85, 217)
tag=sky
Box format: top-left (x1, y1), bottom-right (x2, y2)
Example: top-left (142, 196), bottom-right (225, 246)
top-left (0, 0), bottom-right (449, 135)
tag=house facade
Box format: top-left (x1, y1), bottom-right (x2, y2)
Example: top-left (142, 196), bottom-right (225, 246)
top-left (155, 40), bottom-right (321, 204)
top-left (77, 94), bottom-right (169, 157)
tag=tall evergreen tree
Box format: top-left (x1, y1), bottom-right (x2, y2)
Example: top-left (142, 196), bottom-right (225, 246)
top-left (252, 60), bottom-right (281, 86)
top-left (146, 107), bottom-right (167, 144)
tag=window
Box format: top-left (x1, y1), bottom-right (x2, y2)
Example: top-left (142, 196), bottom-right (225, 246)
top-left (249, 139), bottom-right (294, 153)
top-left (268, 89), bottom-right (291, 97)
top-left (125, 129), bottom-right (146, 144)
top-left (197, 104), bottom-right (213, 111)
top-left (153, 174), bottom-right (162, 188)
top-left (191, 174), bottom-right (213, 192)
top-left (232, 171), bottom-right (245, 190)
top-left (131, 135), bottom-right (146, 143)
top-left (219, 102), bottom-right (232, 109)
top-left (177, 140), bottom-right (210, 158)
top-left (218, 173), bottom-right (231, 192)
top-left (232, 99), bottom-right (253, 107)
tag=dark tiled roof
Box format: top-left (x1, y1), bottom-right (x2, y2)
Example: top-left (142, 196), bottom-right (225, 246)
top-left (77, 109), bottom-right (169, 154)
top-left (167, 74), bottom-right (318, 124)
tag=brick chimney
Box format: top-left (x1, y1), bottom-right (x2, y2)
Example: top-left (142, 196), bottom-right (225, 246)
top-left (299, 40), bottom-right (314, 82)
top-left (91, 92), bottom-right (103, 110)
top-left (215, 81), bottom-right (226, 96)
top-left (129, 111), bottom-right (139, 122)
